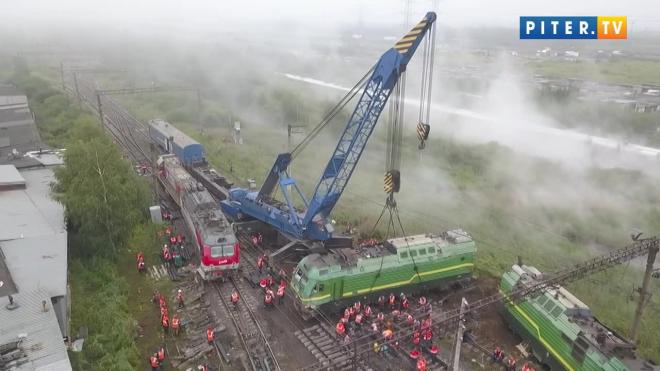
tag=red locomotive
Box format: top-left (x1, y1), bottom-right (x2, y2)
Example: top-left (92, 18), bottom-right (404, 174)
top-left (157, 154), bottom-right (239, 279)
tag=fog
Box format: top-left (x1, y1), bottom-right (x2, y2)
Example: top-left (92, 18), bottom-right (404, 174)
top-left (3, 0), bottom-right (660, 255)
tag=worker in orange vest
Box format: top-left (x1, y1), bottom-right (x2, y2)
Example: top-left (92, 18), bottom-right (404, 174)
top-left (172, 314), bottom-right (181, 336)
top-left (388, 293), bottom-right (396, 308)
top-left (162, 244), bottom-right (171, 262)
top-left (165, 226), bottom-right (172, 236)
top-left (176, 289), bottom-right (184, 308)
top-left (162, 314), bottom-right (169, 333)
top-left (149, 353), bottom-right (160, 371)
top-left (336, 321), bottom-right (346, 337)
top-left (197, 364), bottom-right (209, 371)
top-left (230, 289), bottom-right (240, 307)
top-left (507, 356), bottom-right (517, 371)
top-left (276, 283), bottom-right (285, 304)
top-left (416, 357), bottom-right (427, 371)
top-left (206, 326), bottom-right (215, 345)
top-left (264, 288), bottom-right (274, 307)
top-left (157, 346), bottom-right (166, 364)
top-left (256, 254), bottom-right (266, 273)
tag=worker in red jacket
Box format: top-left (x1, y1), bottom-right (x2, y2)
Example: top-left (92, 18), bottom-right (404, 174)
top-left (149, 353), bottom-right (160, 371)
top-left (206, 326), bottom-right (215, 345)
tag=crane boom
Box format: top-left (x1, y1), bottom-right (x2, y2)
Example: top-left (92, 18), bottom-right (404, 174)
top-left (221, 12), bottom-right (437, 241)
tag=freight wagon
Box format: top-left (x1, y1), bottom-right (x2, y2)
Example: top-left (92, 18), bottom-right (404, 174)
top-left (290, 230), bottom-right (476, 319)
top-left (500, 264), bottom-right (657, 371)
top-left (149, 119), bottom-right (204, 166)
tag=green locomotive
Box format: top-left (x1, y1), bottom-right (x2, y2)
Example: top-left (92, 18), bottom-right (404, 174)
top-left (500, 264), bottom-right (655, 371)
top-left (290, 229), bottom-right (476, 319)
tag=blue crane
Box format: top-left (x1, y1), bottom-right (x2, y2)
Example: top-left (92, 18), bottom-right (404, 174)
top-left (221, 12), bottom-right (437, 241)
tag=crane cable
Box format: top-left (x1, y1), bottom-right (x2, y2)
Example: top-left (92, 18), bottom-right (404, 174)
top-left (417, 22), bottom-right (435, 149)
top-left (290, 66), bottom-right (375, 159)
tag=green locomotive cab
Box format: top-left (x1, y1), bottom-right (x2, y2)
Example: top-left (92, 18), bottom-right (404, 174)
top-left (500, 265), bottom-right (645, 371)
top-left (290, 229), bottom-right (477, 319)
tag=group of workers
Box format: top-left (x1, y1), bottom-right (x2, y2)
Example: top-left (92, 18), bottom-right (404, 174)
top-left (334, 293), bottom-right (436, 371)
top-left (161, 225), bottom-right (185, 265)
top-left (255, 254), bottom-right (288, 307)
top-left (153, 290), bottom-right (182, 336)
top-left (492, 346), bottom-right (536, 371)
top-left (148, 346), bottom-right (167, 370)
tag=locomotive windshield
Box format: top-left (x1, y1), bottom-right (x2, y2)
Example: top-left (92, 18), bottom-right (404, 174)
top-left (210, 243), bottom-right (235, 257)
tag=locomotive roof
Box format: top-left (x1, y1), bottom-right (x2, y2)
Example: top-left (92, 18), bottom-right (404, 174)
top-left (504, 265), bottom-right (636, 368)
top-left (300, 229), bottom-right (476, 275)
top-left (150, 119), bottom-right (200, 147)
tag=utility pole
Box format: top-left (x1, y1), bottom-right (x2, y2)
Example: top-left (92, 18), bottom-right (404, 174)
top-left (59, 61), bottom-right (65, 91)
top-left (72, 72), bottom-right (81, 107)
top-left (287, 124), bottom-right (305, 151)
top-left (451, 298), bottom-right (469, 370)
top-left (96, 91), bottom-right (104, 128)
top-left (630, 244), bottom-right (659, 341)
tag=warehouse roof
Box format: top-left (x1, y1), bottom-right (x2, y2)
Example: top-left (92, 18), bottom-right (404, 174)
top-left (0, 167), bottom-right (67, 297)
top-left (0, 289), bottom-right (72, 371)
top-left (0, 164), bottom-right (26, 188)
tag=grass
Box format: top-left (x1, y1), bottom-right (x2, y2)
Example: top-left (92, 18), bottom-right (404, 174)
top-left (528, 58), bottom-right (660, 85)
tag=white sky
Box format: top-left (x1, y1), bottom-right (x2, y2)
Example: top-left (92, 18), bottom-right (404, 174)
top-left (2, 0), bottom-right (659, 30)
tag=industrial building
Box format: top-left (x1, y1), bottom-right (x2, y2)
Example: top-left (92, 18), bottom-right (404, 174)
top-left (0, 84), bottom-right (71, 370)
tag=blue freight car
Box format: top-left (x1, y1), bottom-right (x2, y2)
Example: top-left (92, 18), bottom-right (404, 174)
top-left (148, 119), bottom-right (205, 166)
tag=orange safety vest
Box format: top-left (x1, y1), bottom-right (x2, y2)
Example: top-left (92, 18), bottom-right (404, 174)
top-left (207, 328), bottom-right (215, 342)
top-left (177, 292), bottom-right (184, 303)
top-left (417, 358), bottom-right (427, 371)
top-left (157, 348), bottom-right (165, 361)
top-left (172, 317), bottom-right (180, 329)
top-left (162, 316), bottom-right (169, 328)
top-left (150, 356), bottom-right (159, 367)
top-left (231, 292), bottom-right (239, 303)
top-left (277, 286), bottom-right (285, 297)
top-left (265, 292), bottom-right (273, 303)
top-left (336, 322), bottom-right (345, 335)
top-left (389, 295), bottom-right (395, 305)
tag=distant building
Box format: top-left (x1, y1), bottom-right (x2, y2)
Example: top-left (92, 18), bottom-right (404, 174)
top-left (0, 84), bottom-right (71, 370)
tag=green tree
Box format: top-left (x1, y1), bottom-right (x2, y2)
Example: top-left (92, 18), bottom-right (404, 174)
top-left (52, 120), bottom-right (149, 258)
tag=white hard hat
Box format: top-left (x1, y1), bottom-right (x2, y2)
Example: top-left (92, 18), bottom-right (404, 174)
top-left (178, 289), bottom-right (182, 293)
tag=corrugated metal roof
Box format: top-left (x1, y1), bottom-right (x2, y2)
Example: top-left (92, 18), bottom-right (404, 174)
top-left (0, 164), bottom-right (26, 187)
top-left (0, 168), bottom-right (67, 297)
top-left (0, 289), bottom-right (72, 371)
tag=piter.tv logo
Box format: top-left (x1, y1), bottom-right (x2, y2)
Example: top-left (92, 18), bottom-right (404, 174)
top-left (520, 16), bottom-right (627, 39)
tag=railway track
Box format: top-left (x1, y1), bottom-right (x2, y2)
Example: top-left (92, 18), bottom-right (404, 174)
top-left (213, 277), bottom-right (281, 371)
top-left (63, 73), bottom-right (152, 164)
top-left (234, 231), bottom-right (376, 371)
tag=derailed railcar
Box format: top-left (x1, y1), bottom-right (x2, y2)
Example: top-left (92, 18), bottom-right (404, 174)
top-left (290, 230), bottom-right (476, 319)
top-left (500, 265), bottom-right (651, 371)
top-left (149, 119), bottom-right (204, 166)
top-left (157, 154), bottom-right (239, 280)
